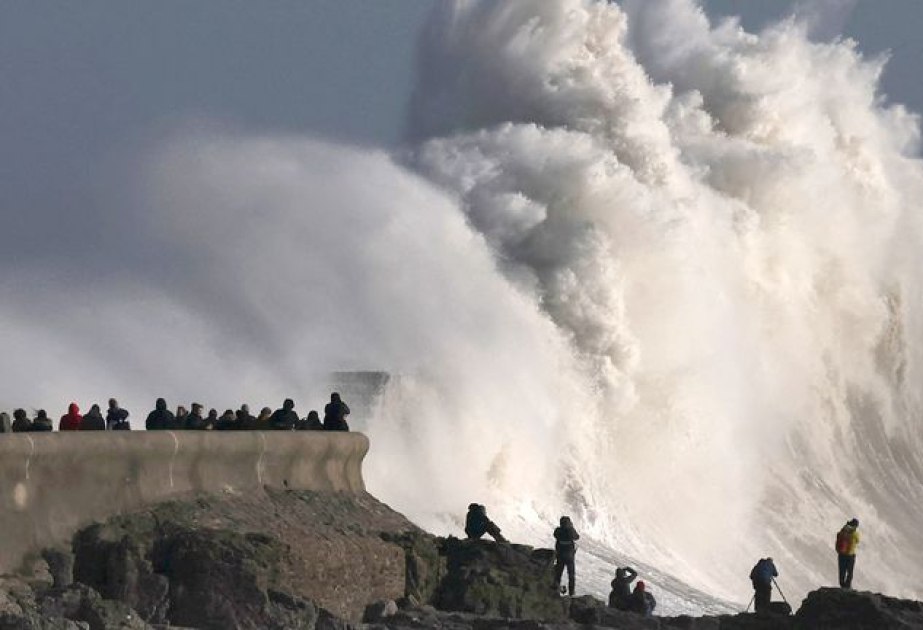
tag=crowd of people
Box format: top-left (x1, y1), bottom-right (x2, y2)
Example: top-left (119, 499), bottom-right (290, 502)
top-left (464, 504), bottom-right (863, 618)
top-left (0, 393), bottom-right (352, 433)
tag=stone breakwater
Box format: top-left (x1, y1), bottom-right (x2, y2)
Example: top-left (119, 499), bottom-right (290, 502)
top-left (0, 432), bottom-right (368, 574)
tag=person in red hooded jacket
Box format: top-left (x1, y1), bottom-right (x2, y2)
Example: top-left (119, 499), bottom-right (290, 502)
top-left (59, 403), bottom-right (82, 431)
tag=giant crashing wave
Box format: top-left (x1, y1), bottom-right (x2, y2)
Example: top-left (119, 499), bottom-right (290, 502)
top-left (369, 0), bottom-right (923, 614)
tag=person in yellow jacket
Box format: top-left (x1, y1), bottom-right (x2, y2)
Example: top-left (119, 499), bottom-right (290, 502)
top-left (836, 518), bottom-right (860, 589)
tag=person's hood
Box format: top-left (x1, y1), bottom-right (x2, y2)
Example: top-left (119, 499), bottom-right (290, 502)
top-left (156, 398), bottom-right (167, 411)
top-left (636, 581), bottom-right (646, 592)
top-left (68, 403), bottom-right (80, 415)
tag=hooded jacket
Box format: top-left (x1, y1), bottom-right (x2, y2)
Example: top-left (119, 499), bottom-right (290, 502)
top-left (837, 523), bottom-right (861, 556)
top-left (145, 399), bottom-right (175, 431)
top-left (59, 403), bottom-right (83, 431)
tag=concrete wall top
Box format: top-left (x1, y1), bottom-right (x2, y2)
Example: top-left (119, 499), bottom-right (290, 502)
top-left (0, 431), bottom-right (369, 575)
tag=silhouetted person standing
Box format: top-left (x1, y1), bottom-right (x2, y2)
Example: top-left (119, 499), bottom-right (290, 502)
top-left (106, 399), bottom-right (130, 430)
top-left (0, 413), bottom-right (10, 433)
top-left (323, 392), bottom-right (350, 431)
top-left (749, 557), bottom-right (778, 613)
top-left (609, 567), bottom-right (638, 610)
top-left (32, 410), bottom-right (53, 432)
top-left (836, 519), bottom-right (860, 589)
top-left (270, 399), bottom-right (298, 430)
top-left (81, 404), bottom-right (106, 430)
top-left (59, 403), bottom-right (82, 431)
top-left (553, 516), bottom-right (580, 596)
top-left (11, 409), bottom-right (32, 433)
top-left (145, 398), bottom-right (174, 431)
top-left (464, 503), bottom-right (507, 543)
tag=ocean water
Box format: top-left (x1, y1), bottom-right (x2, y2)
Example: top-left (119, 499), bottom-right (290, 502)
top-left (1, 0), bottom-right (921, 616)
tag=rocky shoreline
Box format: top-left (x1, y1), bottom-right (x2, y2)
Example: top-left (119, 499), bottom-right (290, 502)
top-left (1, 489), bottom-right (920, 629)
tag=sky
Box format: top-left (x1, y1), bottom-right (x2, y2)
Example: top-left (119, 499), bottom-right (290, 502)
top-left (0, 0), bottom-right (921, 285)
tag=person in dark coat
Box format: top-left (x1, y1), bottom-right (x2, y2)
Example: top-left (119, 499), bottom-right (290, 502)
top-left (172, 406), bottom-right (189, 430)
top-left (553, 516), bottom-right (580, 596)
top-left (59, 403), bottom-right (83, 431)
top-left (0, 413), bottom-right (10, 433)
top-left (629, 581), bottom-right (656, 616)
top-left (297, 410), bottom-right (323, 430)
top-left (236, 405), bottom-right (257, 430)
top-left (11, 409), bottom-right (32, 433)
top-left (185, 403), bottom-right (208, 430)
top-left (256, 407), bottom-right (272, 429)
top-left (81, 404), bottom-right (106, 430)
top-left (323, 392), bottom-right (350, 431)
top-left (749, 557), bottom-right (778, 613)
top-left (464, 503), bottom-right (507, 543)
top-left (609, 566), bottom-right (638, 610)
top-left (32, 410), bottom-right (53, 432)
top-left (216, 409), bottom-right (237, 430)
top-left (269, 399), bottom-right (298, 430)
top-left (145, 398), bottom-right (174, 431)
top-left (106, 398), bottom-right (130, 430)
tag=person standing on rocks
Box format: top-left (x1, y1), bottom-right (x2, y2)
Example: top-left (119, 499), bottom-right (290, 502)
top-left (145, 398), bottom-right (175, 431)
top-left (552, 516), bottom-right (580, 597)
top-left (749, 557), bottom-right (778, 613)
top-left (323, 392), bottom-right (350, 431)
top-left (609, 566), bottom-right (638, 610)
top-left (836, 518), bottom-right (860, 589)
top-left (464, 503), bottom-right (507, 543)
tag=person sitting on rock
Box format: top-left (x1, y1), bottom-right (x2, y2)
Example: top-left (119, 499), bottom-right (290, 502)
top-left (236, 404), bottom-right (257, 430)
top-left (185, 403), bottom-right (208, 430)
top-left (553, 516), bottom-right (580, 596)
top-left (106, 398), bottom-right (130, 430)
top-left (59, 403), bottom-right (83, 431)
top-left (323, 392), bottom-right (350, 431)
top-left (464, 503), bottom-right (507, 543)
top-left (11, 409), bottom-right (32, 433)
top-left (145, 398), bottom-right (175, 431)
top-left (749, 557), bottom-right (777, 613)
top-left (270, 399), bottom-right (298, 430)
top-left (297, 410), bottom-right (323, 430)
top-left (609, 566), bottom-right (638, 610)
top-left (31, 410), bottom-right (53, 432)
top-left (629, 581), bottom-right (656, 617)
top-left (81, 404), bottom-right (106, 430)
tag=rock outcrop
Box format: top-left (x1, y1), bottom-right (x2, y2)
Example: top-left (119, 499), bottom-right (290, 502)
top-left (2, 487), bottom-right (921, 630)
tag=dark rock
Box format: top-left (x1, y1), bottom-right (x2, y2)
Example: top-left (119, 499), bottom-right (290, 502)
top-left (41, 548), bottom-right (75, 589)
top-left (363, 599), bottom-right (398, 622)
top-left (794, 587), bottom-right (923, 629)
top-left (431, 537), bottom-right (568, 621)
top-left (39, 584), bottom-right (150, 630)
top-left (380, 531), bottom-right (445, 606)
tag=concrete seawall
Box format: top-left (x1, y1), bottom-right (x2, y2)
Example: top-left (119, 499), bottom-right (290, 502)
top-left (0, 431), bottom-right (369, 575)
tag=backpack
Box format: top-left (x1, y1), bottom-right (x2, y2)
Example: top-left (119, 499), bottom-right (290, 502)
top-left (835, 529), bottom-right (850, 554)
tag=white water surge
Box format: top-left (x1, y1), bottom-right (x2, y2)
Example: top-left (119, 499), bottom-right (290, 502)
top-left (1, 0), bottom-right (922, 616)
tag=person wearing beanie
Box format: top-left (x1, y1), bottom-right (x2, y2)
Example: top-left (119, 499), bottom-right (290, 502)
top-left (835, 518), bottom-right (861, 589)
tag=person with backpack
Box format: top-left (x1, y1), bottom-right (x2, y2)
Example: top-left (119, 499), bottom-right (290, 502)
top-left (552, 516), bottom-right (580, 597)
top-left (749, 557), bottom-right (778, 613)
top-left (836, 519), bottom-right (861, 589)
